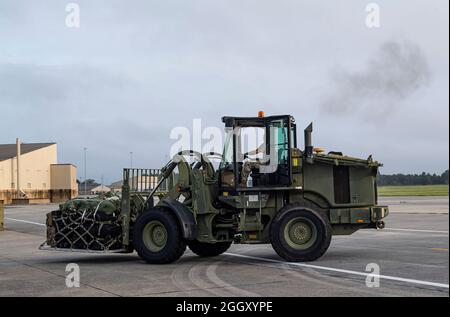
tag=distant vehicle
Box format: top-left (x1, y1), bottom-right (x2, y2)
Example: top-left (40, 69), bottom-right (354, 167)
top-left (41, 113), bottom-right (389, 263)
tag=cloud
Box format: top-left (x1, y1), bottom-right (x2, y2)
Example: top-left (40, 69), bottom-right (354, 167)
top-left (0, 63), bottom-right (135, 112)
top-left (0, 1), bottom-right (448, 178)
top-left (319, 40), bottom-right (432, 119)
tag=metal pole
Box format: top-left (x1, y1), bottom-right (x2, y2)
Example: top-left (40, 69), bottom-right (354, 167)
top-left (0, 200), bottom-right (4, 231)
top-left (84, 147), bottom-right (87, 195)
top-left (16, 138), bottom-right (21, 197)
top-left (101, 175), bottom-right (104, 198)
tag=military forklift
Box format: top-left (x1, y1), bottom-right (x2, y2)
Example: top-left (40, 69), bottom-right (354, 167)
top-left (41, 113), bottom-right (388, 263)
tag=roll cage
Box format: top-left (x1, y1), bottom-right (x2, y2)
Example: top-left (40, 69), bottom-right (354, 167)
top-left (219, 115), bottom-right (298, 191)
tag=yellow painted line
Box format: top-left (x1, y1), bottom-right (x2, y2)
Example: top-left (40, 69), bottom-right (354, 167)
top-left (432, 248), bottom-right (449, 252)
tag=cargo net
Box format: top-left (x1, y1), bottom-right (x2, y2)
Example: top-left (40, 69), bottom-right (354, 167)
top-left (47, 195), bottom-right (123, 251)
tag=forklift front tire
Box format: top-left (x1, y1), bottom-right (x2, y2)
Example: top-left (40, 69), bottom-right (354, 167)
top-left (134, 208), bottom-right (186, 264)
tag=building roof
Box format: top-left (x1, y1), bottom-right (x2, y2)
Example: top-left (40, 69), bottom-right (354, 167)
top-left (0, 143), bottom-right (56, 162)
top-left (78, 183), bottom-right (101, 192)
top-left (91, 185), bottom-right (111, 192)
top-left (109, 180), bottom-right (123, 189)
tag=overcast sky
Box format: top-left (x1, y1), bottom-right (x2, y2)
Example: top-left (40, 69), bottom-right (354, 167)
top-left (0, 0), bottom-right (448, 184)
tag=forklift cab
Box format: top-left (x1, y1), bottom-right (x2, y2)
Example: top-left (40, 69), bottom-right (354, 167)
top-left (219, 114), bottom-right (297, 191)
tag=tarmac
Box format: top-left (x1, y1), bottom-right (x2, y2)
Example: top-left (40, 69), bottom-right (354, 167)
top-left (0, 196), bottom-right (448, 297)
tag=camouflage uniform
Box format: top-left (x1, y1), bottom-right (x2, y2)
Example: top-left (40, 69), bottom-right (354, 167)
top-left (240, 161), bottom-right (262, 187)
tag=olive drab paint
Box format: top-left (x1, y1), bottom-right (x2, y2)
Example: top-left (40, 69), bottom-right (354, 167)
top-left (41, 114), bottom-right (389, 263)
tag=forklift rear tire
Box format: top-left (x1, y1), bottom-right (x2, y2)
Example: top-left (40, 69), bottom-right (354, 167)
top-left (188, 240), bottom-right (232, 257)
top-left (270, 207), bottom-right (332, 262)
top-left (134, 208), bottom-right (186, 264)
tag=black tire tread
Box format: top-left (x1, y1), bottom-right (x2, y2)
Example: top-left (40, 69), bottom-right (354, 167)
top-left (270, 203), bottom-right (332, 262)
top-left (134, 208), bottom-right (186, 264)
top-left (188, 240), bottom-right (232, 257)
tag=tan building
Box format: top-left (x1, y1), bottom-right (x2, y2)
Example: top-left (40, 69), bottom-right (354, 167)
top-left (0, 139), bottom-right (78, 204)
top-left (90, 185), bottom-right (111, 194)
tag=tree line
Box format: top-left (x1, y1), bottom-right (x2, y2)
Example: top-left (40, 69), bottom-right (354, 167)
top-left (377, 170), bottom-right (449, 186)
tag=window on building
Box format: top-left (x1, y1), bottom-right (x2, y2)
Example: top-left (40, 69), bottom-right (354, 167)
top-left (27, 183), bottom-right (32, 189)
top-left (42, 183), bottom-right (47, 189)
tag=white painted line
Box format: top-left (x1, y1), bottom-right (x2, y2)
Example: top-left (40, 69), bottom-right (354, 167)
top-left (385, 228), bottom-right (449, 234)
top-left (224, 253), bottom-right (450, 290)
top-left (6, 217), bottom-right (448, 290)
top-left (5, 218), bottom-right (46, 227)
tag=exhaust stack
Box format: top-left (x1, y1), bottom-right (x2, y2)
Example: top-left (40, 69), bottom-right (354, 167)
top-left (304, 123), bottom-right (313, 161)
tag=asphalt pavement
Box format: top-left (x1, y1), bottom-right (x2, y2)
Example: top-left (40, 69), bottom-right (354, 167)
top-left (0, 197), bottom-right (448, 297)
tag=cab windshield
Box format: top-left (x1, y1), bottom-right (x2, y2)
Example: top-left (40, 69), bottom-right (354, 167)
top-left (220, 116), bottom-right (294, 188)
top-left (220, 127), bottom-right (235, 168)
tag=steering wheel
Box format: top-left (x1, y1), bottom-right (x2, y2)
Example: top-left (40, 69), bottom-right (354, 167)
top-left (201, 152), bottom-right (223, 163)
top-left (176, 150), bottom-right (203, 162)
